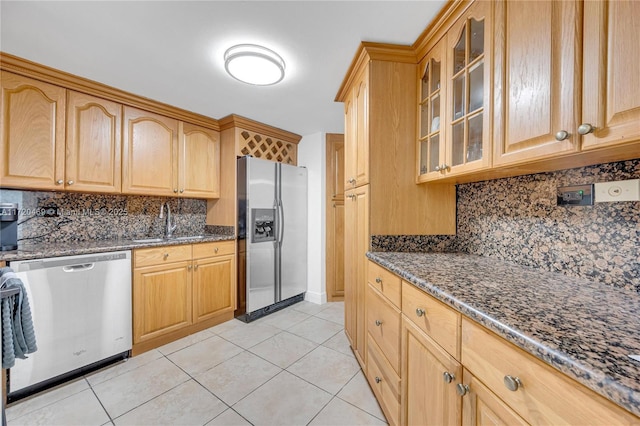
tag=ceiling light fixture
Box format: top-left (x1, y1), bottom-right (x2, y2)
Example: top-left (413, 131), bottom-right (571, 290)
top-left (224, 44), bottom-right (286, 86)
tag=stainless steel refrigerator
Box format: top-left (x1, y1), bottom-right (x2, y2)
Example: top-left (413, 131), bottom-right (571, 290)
top-left (236, 156), bottom-right (307, 322)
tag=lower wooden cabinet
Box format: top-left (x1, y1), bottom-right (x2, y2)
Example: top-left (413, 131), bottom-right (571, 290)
top-left (133, 241), bottom-right (235, 354)
top-left (401, 315), bottom-right (462, 426)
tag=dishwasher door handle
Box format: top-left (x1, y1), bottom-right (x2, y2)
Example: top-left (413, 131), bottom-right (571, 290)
top-left (62, 263), bottom-right (95, 272)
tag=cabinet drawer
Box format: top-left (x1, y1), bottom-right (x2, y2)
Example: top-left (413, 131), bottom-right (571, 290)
top-left (402, 282), bottom-right (460, 359)
top-left (461, 318), bottom-right (638, 425)
top-left (367, 335), bottom-right (401, 426)
top-left (134, 244), bottom-right (192, 268)
top-left (192, 240), bottom-right (235, 259)
top-left (367, 261), bottom-right (401, 308)
top-left (367, 284), bottom-right (401, 374)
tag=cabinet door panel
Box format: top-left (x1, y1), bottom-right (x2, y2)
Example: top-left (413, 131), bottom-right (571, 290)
top-left (66, 91), bottom-right (121, 193)
top-left (193, 255), bottom-right (235, 323)
top-left (133, 262), bottom-right (192, 343)
top-left (344, 96), bottom-right (356, 189)
top-left (581, 0), bottom-right (640, 149)
top-left (493, 0), bottom-right (580, 165)
top-left (327, 200), bottom-right (344, 300)
top-left (402, 316), bottom-right (461, 426)
top-left (0, 72), bottom-right (65, 189)
top-left (122, 106), bottom-right (178, 196)
top-left (354, 71), bottom-right (369, 187)
top-left (179, 122), bottom-right (220, 198)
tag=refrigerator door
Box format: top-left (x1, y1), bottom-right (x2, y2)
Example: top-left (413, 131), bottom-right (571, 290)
top-left (243, 157), bottom-right (277, 313)
top-left (278, 162), bottom-right (308, 301)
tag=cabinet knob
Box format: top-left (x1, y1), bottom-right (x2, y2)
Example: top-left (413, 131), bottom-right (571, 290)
top-left (215, 247), bottom-right (219, 254)
top-left (56, 179), bottom-right (64, 185)
top-left (347, 194), bottom-right (356, 201)
top-left (375, 277), bottom-right (382, 283)
top-left (179, 189), bottom-right (184, 193)
top-left (375, 376), bottom-right (382, 384)
top-left (188, 265), bottom-right (192, 271)
top-left (347, 178), bottom-right (356, 185)
top-left (173, 189), bottom-right (178, 193)
top-left (555, 130), bottom-right (570, 141)
top-left (434, 165), bottom-right (441, 172)
top-left (456, 383), bottom-right (470, 396)
top-left (163, 253), bottom-right (169, 259)
top-left (415, 308), bottom-right (426, 317)
top-left (578, 123), bottom-right (595, 135)
top-left (375, 320), bottom-right (383, 327)
top-left (503, 375), bottom-right (522, 392)
top-left (67, 180), bottom-right (74, 185)
top-left (194, 264), bottom-right (198, 270)
top-left (443, 372), bottom-right (455, 383)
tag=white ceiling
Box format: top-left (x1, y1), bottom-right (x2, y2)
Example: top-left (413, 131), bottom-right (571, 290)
top-left (0, 1), bottom-right (445, 136)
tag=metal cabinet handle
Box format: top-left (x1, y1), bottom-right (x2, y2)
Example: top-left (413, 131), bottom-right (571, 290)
top-left (187, 265), bottom-right (192, 271)
top-left (375, 376), bottom-right (382, 384)
top-left (67, 180), bottom-right (74, 185)
top-left (347, 194), bottom-right (356, 200)
top-left (173, 189), bottom-right (178, 193)
top-left (416, 308), bottom-right (425, 317)
top-left (194, 264), bottom-right (198, 270)
top-left (375, 277), bottom-right (382, 283)
top-left (214, 247), bottom-right (219, 254)
top-left (434, 165), bottom-right (441, 172)
top-left (555, 130), bottom-right (570, 141)
top-left (179, 189), bottom-right (184, 193)
top-left (56, 179), bottom-right (64, 185)
top-left (456, 383), bottom-right (469, 396)
top-left (504, 375), bottom-right (522, 392)
top-left (443, 372), bottom-right (455, 383)
top-left (163, 253), bottom-right (169, 259)
top-left (375, 320), bottom-right (383, 327)
top-left (578, 123), bottom-right (595, 135)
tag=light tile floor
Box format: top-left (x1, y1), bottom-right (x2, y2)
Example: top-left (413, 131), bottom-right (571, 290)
top-left (7, 301), bottom-right (387, 426)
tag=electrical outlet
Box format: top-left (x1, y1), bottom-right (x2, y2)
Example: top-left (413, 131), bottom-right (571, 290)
top-left (594, 179), bottom-right (640, 203)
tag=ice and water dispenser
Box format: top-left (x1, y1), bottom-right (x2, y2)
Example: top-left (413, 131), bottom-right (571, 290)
top-left (252, 208), bottom-right (275, 243)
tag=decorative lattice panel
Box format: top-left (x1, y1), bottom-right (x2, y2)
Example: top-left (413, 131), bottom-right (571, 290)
top-left (238, 130), bottom-right (297, 165)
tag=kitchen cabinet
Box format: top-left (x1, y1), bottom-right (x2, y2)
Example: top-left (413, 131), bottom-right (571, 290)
top-left (326, 133), bottom-right (345, 301)
top-left (344, 184), bottom-right (369, 367)
top-left (0, 72), bottom-right (65, 190)
top-left (133, 241), bottom-right (236, 354)
top-left (344, 67), bottom-right (369, 189)
top-left (417, 0), bottom-right (493, 181)
top-left (580, 0), bottom-right (640, 151)
top-left (179, 122), bottom-right (220, 199)
top-left (66, 91), bottom-right (122, 193)
top-left (461, 317), bottom-right (638, 425)
top-left (402, 316), bottom-right (462, 426)
top-left (123, 107), bottom-right (219, 198)
top-left (492, 0), bottom-right (581, 166)
top-left (460, 368), bottom-right (527, 426)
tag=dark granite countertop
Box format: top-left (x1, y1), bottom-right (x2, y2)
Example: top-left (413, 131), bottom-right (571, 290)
top-left (0, 233), bottom-right (235, 262)
top-left (367, 251), bottom-right (640, 418)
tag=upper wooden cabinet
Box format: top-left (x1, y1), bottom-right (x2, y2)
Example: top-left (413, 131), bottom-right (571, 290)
top-left (345, 67), bottom-right (370, 189)
top-left (493, 0), bottom-right (581, 166)
top-left (179, 122), bottom-right (220, 199)
top-left (0, 72), bottom-right (65, 190)
top-left (66, 91), bottom-right (122, 193)
top-left (581, 0), bottom-right (640, 150)
top-left (122, 107), bottom-right (220, 198)
top-left (418, 1), bottom-right (493, 182)
top-left (122, 106), bottom-right (179, 197)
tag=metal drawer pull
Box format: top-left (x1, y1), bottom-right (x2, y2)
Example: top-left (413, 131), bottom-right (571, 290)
top-left (443, 372), bottom-right (455, 383)
top-left (504, 375), bottom-right (522, 392)
top-left (416, 308), bottom-right (425, 317)
top-left (456, 383), bottom-right (469, 396)
top-left (375, 320), bottom-right (383, 326)
top-left (375, 376), bottom-right (382, 383)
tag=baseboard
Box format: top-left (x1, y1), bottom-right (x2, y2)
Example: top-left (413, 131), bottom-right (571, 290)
top-left (304, 290), bottom-right (327, 305)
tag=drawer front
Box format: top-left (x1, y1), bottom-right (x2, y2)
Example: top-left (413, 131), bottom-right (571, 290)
top-left (367, 335), bottom-right (401, 426)
top-left (134, 244), bottom-right (192, 268)
top-left (367, 261), bottom-right (401, 308)
top-left (402, 281), bottom-right (460, 359)
top-left (462, 318), bottom-right (638, 425)
top-left (367, 284), bottom-right (401, 374)
top-left (192, 240), bottom-right (235, 259)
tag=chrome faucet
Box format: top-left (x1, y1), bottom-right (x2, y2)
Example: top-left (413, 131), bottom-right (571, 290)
top-left (159, 201), bottom-right (177, 239)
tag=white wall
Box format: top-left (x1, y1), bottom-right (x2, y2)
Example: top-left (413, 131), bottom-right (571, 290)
top-left (297, 132), bottom-right (327, 305)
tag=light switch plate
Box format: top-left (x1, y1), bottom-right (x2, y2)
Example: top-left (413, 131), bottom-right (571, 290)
top-left (594, 179), bottom-right (640, 203)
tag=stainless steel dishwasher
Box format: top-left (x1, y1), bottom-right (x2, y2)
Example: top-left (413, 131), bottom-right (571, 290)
top-left (8, 251), bottom-right (132, 399)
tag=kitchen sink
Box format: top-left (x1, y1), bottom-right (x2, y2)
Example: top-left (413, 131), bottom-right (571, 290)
top-left (132, 238), bottom-right (164, 243)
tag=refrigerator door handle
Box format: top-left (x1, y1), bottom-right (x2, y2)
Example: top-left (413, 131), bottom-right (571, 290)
top-left (278, 199), bottom-right (285, 246)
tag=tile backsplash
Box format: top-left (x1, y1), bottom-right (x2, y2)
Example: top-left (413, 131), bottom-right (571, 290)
top-left (0, 190), bottom-right (213, 244)
top-left (372, 159), bottom-right (640, 293)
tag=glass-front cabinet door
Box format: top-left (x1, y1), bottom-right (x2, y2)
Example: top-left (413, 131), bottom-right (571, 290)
top-left (417, 39), bottom-right (446, 182)
top-left (445, 1), bottom-right (492, 175)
